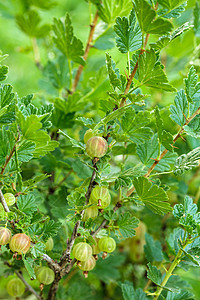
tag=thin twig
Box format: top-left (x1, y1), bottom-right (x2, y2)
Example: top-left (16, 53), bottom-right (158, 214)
top-left (1, 135), bottom-right (20, 175)
top-left (31, 37), bottom-right (43, 70)
top-left (15, 270), bottom-right (42, 300)
top-left (72, 11), bottom-right (99, 92)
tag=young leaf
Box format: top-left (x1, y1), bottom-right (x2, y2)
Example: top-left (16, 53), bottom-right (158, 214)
top-left (133, 0), bottom-right (173, 35)
top-left (159, 2), bottom-right (187, 19)
top-left (138, 49), bottom-right (176, 91)
top-left (22, 256), bottom-right (36, 279)
top-left (174, 147), bottom-right (200, 176)
top-left (147, 262), bottom-right (162, 285)
top-left (17, 141), bottom-right (35, 162)
top-left (133, 176), bottom-right (172, 214)
top-left (144, 233), bottom-right (164, 262)
top-left (53, 13), bottom-right (85, 65)
top-left (166, 289), bottom-right (194, 300)
top-left (114, 9), bottom-right (142, 53)
top-left (117, 212), bottom-right (139, 238)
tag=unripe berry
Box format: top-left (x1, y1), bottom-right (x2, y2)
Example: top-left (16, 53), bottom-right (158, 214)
top-left (9, 233), bottom-right (31, 254)
top-left (3, 193), bottom-right (16, 206)
top-left (6, 278), bottom-right (25, 297)
top-left (72, 242), bottom-right (92, 261)
top-left (89, 186), bottom-right (111, 209)
top-left (36, 266), bottom-right (55, 285)
top-left (0, 227), bottom-right (12, 245)
top-left (98, 237), bottom-right (116, 253)
top-left (84, 129), bottom-right (94, 144)
top-left (82, 206), bottom-right (98, 222)
top-left (45, 237), bottom-right (54, 251)
top-left (86, 136), bottom-right (108, 158)
top-left (78, 255), bottom-right (96, 271)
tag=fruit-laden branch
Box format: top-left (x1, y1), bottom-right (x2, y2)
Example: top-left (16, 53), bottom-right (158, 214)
top-left (127, 106), bottom-right (200, 196)
top-left (72, 11), bottom-right (99, 92)
top-left (4, 262), bottom-right (42, 300)
top-left (42, 254), bottom-right (61, 273)
top-left (0, 188), bottom-right (10, 212)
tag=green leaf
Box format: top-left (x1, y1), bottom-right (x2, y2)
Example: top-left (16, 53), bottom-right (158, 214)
top-left (17, 141), bottom-right (35, 162)
top-left (120, 281), bottom-right (148, 300)
top-left (114, 9), bottom-right (142, 53)
top-left (154, 106), bottom-right (173, 151)
top-left (16, 10), bottom-right (50, 38)
top-left (166, 289), bottom-right (194, 300)
top-left (53, 13), bottom-right (85, 65)
top-left (58, 130), bottom-right (85, 150)
top-left (0, 65), bottom-right (8, 81)
top-left (136, 134), bottom-right (177, 171)
top-left (22, 256), bottom-right (36, 279)
top-left (138, 49), bottom-right (176, 91)
top-left (122, 108), bottom-right (153, 144)
top-left (93, 104), bottom-right (132, 131)
top-left (133, 0), bottom-right (173, 35)
top-left (114, 166), bottom-right (146, 190)
top-left (144, 233), bottom-right (164, 262)
top-left (170, 89), bottom-right (188, 126)
top-left (133, 176), bottom-right (172, 214)
top-left (0, 84), bottom-right (15, 124)
top-left (173, 196), bottom-right (198, 220)
top-left (159, 2), bottom-right (187, 19)
top-left (17, 193), bottom-right (38, 215)
top-left (174, 147), bottom-right (200, 176)
top-left (106, 53), bottom-right (121, 89)
top-left (91, 0), bottom-right (133, 25)
top-left (157, 0), bottom-right (188, 11)
top-left (147, 262), bottom-right (162, 285)
top-left (42, 220), bottom-right (61, 240)
top-left (117, 212), bottom-right (139, 238)
top-left (184, 66), bottom-right (200, 104)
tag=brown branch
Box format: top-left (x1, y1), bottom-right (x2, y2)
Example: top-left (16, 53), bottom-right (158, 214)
top-left (127, 106), bottom-right (200, 197)
top-left (72, 12), bottom-right (99, 92)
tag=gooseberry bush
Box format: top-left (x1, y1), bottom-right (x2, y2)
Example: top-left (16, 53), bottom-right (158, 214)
top-left (0, 0), bottom-right (200, 299)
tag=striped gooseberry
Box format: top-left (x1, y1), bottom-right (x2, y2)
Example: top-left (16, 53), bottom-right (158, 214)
top-left (45, 237), bottom-right (54, 251)
top-left (6, 278), bottom-right (25, 297)
top-left (9, 233), bottom-right (31, 254)
top-left (72, 242), bottom-right (92, 261)
top-left (0, 227), bottom-right (12, 245)
top-left (86, 136), bottom-right (108, 158)
top-left (82, 206), bottom-right (98, 222)
top-left (36, 266), bottom-right (55, 285)
top-left (98, 237), bottom-right (116, 253)
top-left (89, 186), bottom-right (111, 209)
top-left (78, 255), bottom-right (96, 271)
top-left (3, 193), bottom-right (16, 206)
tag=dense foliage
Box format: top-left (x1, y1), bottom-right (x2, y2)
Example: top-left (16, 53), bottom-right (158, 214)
top-left (0, 0), bottom-right (200, 299)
